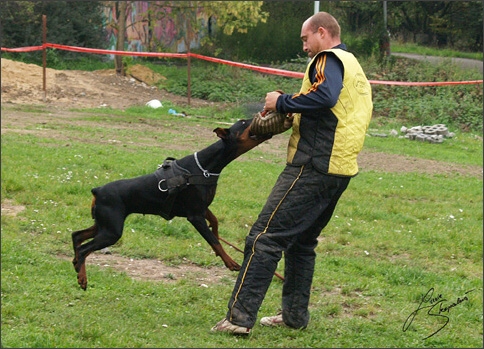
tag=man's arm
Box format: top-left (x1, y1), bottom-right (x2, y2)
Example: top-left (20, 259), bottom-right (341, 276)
top-left (274, 53), bottom-right (343, 114)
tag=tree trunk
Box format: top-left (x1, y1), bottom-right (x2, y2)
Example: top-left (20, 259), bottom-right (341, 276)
top-left (115, 1), bottom-right (127, 76)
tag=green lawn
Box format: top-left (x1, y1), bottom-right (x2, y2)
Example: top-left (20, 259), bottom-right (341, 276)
top-left (1, 104), bottom-right (482, 348)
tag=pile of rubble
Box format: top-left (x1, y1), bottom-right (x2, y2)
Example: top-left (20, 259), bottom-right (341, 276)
top-left (400, 124), bottom-right (455, 144)
top-left (369, 124), bottom-right (455, 144)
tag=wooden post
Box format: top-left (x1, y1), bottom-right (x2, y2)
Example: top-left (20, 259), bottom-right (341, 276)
top-left (42, 14), bottom-right (47, 102)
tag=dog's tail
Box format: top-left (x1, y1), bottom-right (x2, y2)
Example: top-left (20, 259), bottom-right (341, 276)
top-left (90, 188), bottom-right (99, 219)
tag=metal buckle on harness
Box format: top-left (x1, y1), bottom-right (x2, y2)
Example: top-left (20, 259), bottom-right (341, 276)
top-left (158, 179), bottom-right (168, 192)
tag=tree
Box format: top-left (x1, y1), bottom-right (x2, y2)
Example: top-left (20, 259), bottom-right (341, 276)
top-left (199, 1), bottom-right (268, 35)
top-left (0, 1), bottom-right (105, 62)
top-left (384, 1), bottom-right (482, 51)
top-left (210, 1), bottom-right (311, 62)
top-left (0, 1), bottom-right (39, 48)
top-left (104, 1), bottom-right (268, 61)
top-left (323, 1), bottom-right (383, 58)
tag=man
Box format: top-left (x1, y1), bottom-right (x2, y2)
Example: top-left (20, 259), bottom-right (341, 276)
top-left (211, 11), bottom-right (373, 335)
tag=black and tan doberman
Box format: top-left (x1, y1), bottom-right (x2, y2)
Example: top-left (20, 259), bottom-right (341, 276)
top-left (71, 118), bottom-right (270, 290)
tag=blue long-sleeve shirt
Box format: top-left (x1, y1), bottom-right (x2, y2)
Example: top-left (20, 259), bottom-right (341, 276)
top-left (276, 44), bottom-right (346, 114)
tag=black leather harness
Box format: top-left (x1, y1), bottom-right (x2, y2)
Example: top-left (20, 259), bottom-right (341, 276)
top-left (154, 157), bottom-right (219, 219)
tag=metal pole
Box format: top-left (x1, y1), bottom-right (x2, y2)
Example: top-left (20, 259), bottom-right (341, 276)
top-left (186, 2), bottom-right (192, 106)
top-left (42, 14), bottom-right (47, 102)
top-left (383, 1), bottom-right (390, 56)
top-left (314, 1), bottom-right (320, 15)
top-left (383, 1), bottom-right (387, 30)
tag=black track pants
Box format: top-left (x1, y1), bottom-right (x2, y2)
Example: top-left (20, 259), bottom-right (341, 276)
top-left (226, 164), bottom-right (350, 329)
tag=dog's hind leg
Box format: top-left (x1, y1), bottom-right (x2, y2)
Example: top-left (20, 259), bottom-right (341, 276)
top-left (71, 224), bottom-right (98, 290)
top-left (73, 224), bottom-right (123, 290)
top-left (72, 195), bottom-right (98, 270)
top-left (72, 225), bottom-right (97, 272)
top-left (72, 205), bottom-right (126, 290)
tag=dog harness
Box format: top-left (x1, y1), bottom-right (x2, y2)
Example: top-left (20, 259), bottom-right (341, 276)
top-left (154, 155), bottom-right (219, 219)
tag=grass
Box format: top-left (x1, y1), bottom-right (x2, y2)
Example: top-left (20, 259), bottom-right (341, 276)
top-left (1, 103), bottom-right (482, 348)
top-left (363, 129), bottom-right (483, 167)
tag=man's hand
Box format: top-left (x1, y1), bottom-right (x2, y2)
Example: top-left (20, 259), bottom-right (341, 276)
top-left (284, 114), bottom-right (294, 129)
top-left (264, 91), bottom-right (283, 111)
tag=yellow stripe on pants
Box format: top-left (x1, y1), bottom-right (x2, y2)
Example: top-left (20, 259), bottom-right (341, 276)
top-left (229, 165), bottom-right (305, 321)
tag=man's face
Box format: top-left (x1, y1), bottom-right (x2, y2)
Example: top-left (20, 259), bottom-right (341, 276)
top-left (300, 21), bottom-right (322, 58)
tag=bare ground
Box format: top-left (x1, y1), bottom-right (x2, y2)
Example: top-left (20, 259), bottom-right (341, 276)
top-left (0, 58), bottom-right (217, 109)
top-left (1, 58), bottom-right (482, 285)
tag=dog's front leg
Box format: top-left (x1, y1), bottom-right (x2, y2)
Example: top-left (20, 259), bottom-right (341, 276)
top-left (187, 215), bottom-right (241, 271)
top-left (204, 209), bottom-right (219, 238)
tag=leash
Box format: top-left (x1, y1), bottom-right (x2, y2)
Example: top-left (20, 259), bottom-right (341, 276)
top-left (194, 152), bottom-right (220, 178)
top-left (218, 236), bottom-right (285, 282)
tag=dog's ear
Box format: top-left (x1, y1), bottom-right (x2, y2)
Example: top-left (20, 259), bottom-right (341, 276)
top-left (214, 127), bottom-right (230, 139)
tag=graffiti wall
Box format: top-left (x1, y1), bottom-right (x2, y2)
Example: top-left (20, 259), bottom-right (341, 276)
top-left (103, 1), bottom-right (213, 54)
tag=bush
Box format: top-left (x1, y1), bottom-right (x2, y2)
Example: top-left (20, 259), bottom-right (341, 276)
top-left (150, 61), bottom-right (301, 104)
top-left (146, 55), bottom-right (482, 133)
top-left (367, 55), bottom-right (483, 132)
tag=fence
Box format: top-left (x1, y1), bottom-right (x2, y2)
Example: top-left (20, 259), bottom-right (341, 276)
top-left (2, 42), bottom-right (483, 103)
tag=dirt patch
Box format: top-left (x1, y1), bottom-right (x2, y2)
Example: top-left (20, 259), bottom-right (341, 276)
top-left (1, 199), bottom-right (26, 217)
top-left (127, 63), bottom-right (167, 86)
top-left (358, 151), bottom-right (482, 178)
top-left (1, 58), bottom-right (219, 109)
top-left (58, 252), bottom-right (238, 285)
top-left (1, 58), bottom-right (482, 284)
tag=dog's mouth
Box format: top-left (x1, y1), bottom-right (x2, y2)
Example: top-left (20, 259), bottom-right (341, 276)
top-left (248, 130), bottom-right (268, 138)
top-left (247, 122), bottom-right (273, 141)
top-left (249, 130), bottom-right (273, 141)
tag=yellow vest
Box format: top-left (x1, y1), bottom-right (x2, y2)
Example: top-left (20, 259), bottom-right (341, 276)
top-left (287, 49), bottom-right (373, 176)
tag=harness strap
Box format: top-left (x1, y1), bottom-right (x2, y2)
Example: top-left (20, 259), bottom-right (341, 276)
top-left (154, 157), bottom-right (219, 219)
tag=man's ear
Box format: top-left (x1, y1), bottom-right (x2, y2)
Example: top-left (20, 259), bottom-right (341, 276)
top-left (214, 127), bottom-right (229, 139)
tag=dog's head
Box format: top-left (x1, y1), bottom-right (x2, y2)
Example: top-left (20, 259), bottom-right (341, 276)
top-left (213, 118), bottom-right (272, 157)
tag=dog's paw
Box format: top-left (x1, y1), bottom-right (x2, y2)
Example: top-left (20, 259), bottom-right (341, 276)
top-left (77, 275), bottom-right (88, 291)
top-left (228, 262), bottom-right (241, 271)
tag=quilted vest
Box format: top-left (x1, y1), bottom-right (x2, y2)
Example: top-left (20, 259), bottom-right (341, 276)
top-left (287, 48), bottom-right (373, 176)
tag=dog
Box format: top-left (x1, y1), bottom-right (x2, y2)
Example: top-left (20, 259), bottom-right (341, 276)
top-left (71, 118), bottom-right (270, 290)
